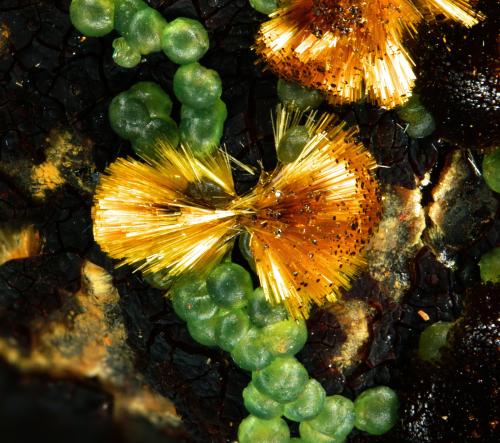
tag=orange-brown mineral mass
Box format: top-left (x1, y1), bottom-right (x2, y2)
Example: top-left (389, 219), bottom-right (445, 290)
top-left (255, 0), bottom-right (483, 107)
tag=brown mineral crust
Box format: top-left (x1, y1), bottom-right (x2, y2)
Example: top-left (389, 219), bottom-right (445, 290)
top-left (0, 260), bottom-right (181, 433)
top-left (0, 224), bottom-right (40, 266)
top-left (426, 149), bottom-right (498, 255)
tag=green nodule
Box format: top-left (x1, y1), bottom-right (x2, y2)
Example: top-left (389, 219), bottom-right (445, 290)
top-left (206, 262), bottom-right (253, 309)
top-left (406, 112), bottom-right (436, 139)
top-left (278, 125), bottom-right (310, 163)
top-left (180, 99), bottom-right (227, 122)
top-left (418, 321), bottom-right (453, 362)
top-left (170, 277), bottom-right (218, 322)
top-left (249, 0), bottom-right (279, 15)
top-left (132, 117), bottom-right (180, 158)
top-left (187, 314), bottom-right (219, 347)
top-left (277, 79), bottom-right (323, 110)
top-left (284, 378), bottom-right (326, 422)
top-left (179, 99), bottom-right (227, 155)
top-left (253, 356), bottom-right (309, 403)
top-left (173, 62), bottom-right (222, 109)
top-left (238, 415), bottom-right (290, 443)
top-left (112, 37), bottom-right (142, 68)
top-left (214, 309), bottom-right (251, 352)
top-left (353, 386), bottom-right (399, 436)
top-left (70, 0), bottom-right (115, 37)
top-left (248, 287), bottom-right (288, 328)
top-left (479, 247), bottom-right (500, 283)
top-left (162, 18), bottom-right (209, 65)
top-left (396, 94), bottom-right (427, 124)
top-left (397, 94), bottom-right (436, 138)
top-left (114, 0), bottom-right (148, 35)
top-left (129, 81), bottom-right (173, 121)
top-left (127, 8), bottom-right (167, 55)
top-left (238, 231), bottom-right (256, 270)
top-left (482, 149), bottom-right (500, 193)
top-left (243, 382), bottom-right (284, 419)
top-left (261, 318), bottom-right (308, 357)
top-left (301, 395), bottom-right (354, 442)
top-left (108, 93), bottom-right (150, 140)
top-left (231, 327), bottom-right (274, 371)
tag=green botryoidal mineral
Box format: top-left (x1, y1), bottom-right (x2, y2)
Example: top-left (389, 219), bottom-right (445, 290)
top-left (418, 321), bottom-right (453, 362)
top-left (277, 79), bottom-right (324, 110)
top-left (353, 386), bottom-right (399, 435)
top-left (278, 125), bottom-right (310, 163)
top-left (161, 18), bottom-right (209, 65)
top-left (482, 149), bottom-right (500, 193)
top-left (479, 247), bottom-right (500, 283)
top-left (396, 94), bottom-right (436, 139)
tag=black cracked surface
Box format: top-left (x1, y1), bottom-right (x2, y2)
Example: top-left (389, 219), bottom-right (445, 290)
top-left (0, 1), bottom-right (499, 442)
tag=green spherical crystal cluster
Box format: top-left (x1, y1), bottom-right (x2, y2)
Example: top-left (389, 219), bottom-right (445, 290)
top-left (249, 0), bottom-right (279, 15)
top-left (170, 262), bottom-right (399, 442)
top-left (277, 79), bottom-right (324, 111)
top-left (418, 321), bottom-right (453, 363)
top-left (70, 0), bottom-right (227, 156)
top-left (479, 247), bottom-right (500, 283)
top-left (109, 81), bottom-right (178, 159)
top-left (396, 94), bottom-right (436, 139)
top-left (482, 149), bottom-right (500, 193)
top-left (70, 0), bottom-right (209, 67)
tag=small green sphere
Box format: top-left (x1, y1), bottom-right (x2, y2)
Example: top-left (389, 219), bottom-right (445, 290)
top-left (180, 99), bottom-right (227, 122)
top-left (284, 379), bottom-right (326, 422)
top-left (249, 0), bottom-right (279, 15)
top-left (261, 318), bottom-right (308, 357)
top-left (353, 386), bottom-right (399, 435)
top-left (108, 93), bottom-right (150, 140)
top-left (179, 100), bottom-right (227, 156)
top-left (277, 79), bottom-right (323, 110)
top-left (238, 231), bottom-right (256, 270)
top-left (114, 0), bottom-right (148, 35)
top-left (170, 277), bottom-right (218, 322)
top-left (277, 125), bottom-right (310, 163)
top-left (418, 321), bottom-right (453, 362)
top-left (214, 309), bottom-right (251, 352)
top-left (299, 422), bottom-right (339, 443)
top-left (173, 62), bottom-right (222, 109)
top-left (238, 415), bottom-right (290, 443)
top-left (112, 37), bottom-right (141, 68)
top-left (132, 119), bottom-right (179, 159)
top-left (179, 117), bottom-right (222, 156)
top-left (206, 262), bottom-right (253, 309)
top-left (396, 94), bottom-right (427, 124)
top-left (253, 356), bottom-right (309, 403)
top-left (479, 247), bottom-right (500, 283)
top-left (302, 395), bottom-right (354, 441)
top-left (187, 314), bottom-right (219, 347)
top-left (248, 287), bottom-right (288, 328)
top-left (231, 327), bottom-right (273, 371)
top-left (482, 149), bottom-right (500, 193)
top-left (243, 382), bottom-right (284, 419)
top-left (129, 81), bottom-right (173, 121)
top-left (70, 0), bottom-right (115, 37)
top-left (127, 8), bottom-right (167, 55)
top-left (162, 18), bottom-right (209, 65)
top-left (406, 112), bottom-right (436, 139)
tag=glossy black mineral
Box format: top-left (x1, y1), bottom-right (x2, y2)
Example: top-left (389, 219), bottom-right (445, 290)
top-left (411, 0), bottom-right (499, 151)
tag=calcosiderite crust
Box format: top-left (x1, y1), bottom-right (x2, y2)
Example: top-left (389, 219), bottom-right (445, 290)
top-left (255, 0), bottom-right (483, 107)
